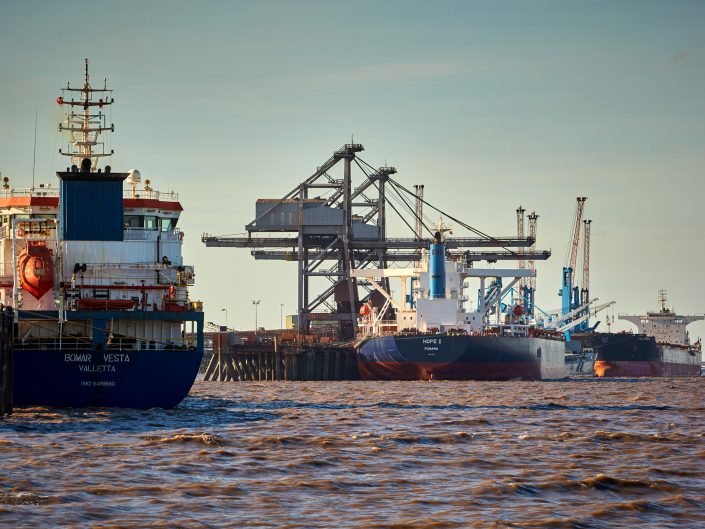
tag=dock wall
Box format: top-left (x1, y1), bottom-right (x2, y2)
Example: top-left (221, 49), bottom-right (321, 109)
top-left (202, 334), bottom-right (359, 381)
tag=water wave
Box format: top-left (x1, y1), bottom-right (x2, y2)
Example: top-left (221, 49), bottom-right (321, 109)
top-left (0, 378), bottom-right (703, 528)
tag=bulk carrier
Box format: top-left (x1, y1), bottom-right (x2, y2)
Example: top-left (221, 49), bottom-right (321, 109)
top-left (593, 291), bottom-right (702, 377)
top-left (353, 232), bottom-right (565, 380)
top-left (1, 61), bottom-right (204, 408)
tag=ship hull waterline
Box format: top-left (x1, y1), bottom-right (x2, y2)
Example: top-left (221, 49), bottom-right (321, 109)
top-left (357, 334), bottom-right (566, 381)
top-left (594, 359), bottom-right (700, 377)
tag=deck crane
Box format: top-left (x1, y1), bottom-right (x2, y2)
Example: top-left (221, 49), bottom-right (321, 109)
top-left (561, 197), bottom-right (587, 317)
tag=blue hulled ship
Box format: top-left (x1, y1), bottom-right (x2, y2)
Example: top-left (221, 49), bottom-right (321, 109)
top-left (1, 60), bottom-right (203, 408)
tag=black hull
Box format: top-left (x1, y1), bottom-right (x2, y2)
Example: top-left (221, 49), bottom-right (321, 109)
top-left (570, 332), bottom-right (701, 377)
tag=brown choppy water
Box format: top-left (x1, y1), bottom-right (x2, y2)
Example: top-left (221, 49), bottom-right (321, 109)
top-left (1, 378), bottom-right (705, 529)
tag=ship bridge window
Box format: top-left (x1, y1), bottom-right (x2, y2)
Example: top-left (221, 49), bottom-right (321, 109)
top-left (144, 216), bottom-right (158, 230)
top-left (160, 217), bottom-right (177, 231)
top-left (124, 215), bottom-right (141, 228)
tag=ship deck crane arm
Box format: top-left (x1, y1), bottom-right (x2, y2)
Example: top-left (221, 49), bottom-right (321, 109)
top-left (556, 301), bottom-right (615, 333)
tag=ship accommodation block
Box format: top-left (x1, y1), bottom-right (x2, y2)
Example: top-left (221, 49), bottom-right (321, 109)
top-left (0, 182), bottom-right (198, 351)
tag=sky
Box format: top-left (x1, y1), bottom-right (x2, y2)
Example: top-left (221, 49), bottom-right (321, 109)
top-left (1, 0), bottom-right (704, 340)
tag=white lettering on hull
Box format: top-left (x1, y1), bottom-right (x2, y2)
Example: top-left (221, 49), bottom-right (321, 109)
top-left (103, 353), bottom-right (130, 363)
top-left (68, 353), bottom-right (131, 377)
top-left (80, 380), bottom-right (116, 387)
top-left (64, 354), bottom-right (92, 362)
top-left (79, 364), bottom-right (116, 373)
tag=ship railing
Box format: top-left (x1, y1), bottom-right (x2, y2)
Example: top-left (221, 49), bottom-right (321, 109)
top-left (14, 336), bottom-right (196, 351)
top-left (496, 323), bottom-right (533, 338)
top-left (106, 338), bottom-right (195, 351)
top-left (1, 187), bottom-right (59, 198)
top-left (0, 224), bottom-right (58, 241)
top-left (0, 188), bottom-right (179, 202)
top-left (123, 227), bottom-right (183, 241)
top-left (125, 190), bottom-right (179, 202)
top-left (14, 337), bottom-right (94, 350)
top-left (357, 319), bottom-right (398, 338)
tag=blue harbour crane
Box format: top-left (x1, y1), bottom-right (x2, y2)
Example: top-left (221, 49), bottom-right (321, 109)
top-left (559, 197), bottom-right (600, 337)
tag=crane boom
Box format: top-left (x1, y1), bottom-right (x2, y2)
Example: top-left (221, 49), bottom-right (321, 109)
top-left (516, 206), bottom-right (525, 291)
top-left (516, 206), bottom-right (525, 268)
top-left (582, 219), bottom-right (591, 294)
top-left (546, 299), bottom-right (595, 330)
top-left (528, 212), bottom-right (538, 291)
top-left (414, 185), bottom-right (424, 241)
top-left (556, 300), bottom-right (615, 333)
top-left (566, 197), bottom-right (587, 289)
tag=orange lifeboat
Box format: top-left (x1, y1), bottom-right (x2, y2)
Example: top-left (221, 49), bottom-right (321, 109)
top-left (17, 241), bottom-right (54, 299)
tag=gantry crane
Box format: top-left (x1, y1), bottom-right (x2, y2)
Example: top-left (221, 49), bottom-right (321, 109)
top-left (202, 144), bottom-right (552, 339)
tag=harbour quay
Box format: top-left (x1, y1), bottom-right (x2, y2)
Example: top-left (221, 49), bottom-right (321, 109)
top-left (200, 331), bottom-right (359, 381)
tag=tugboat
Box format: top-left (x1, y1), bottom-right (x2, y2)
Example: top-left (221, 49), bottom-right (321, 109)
top-left (0, 60), bottom-right (204, 408)
top-left (564, 344), bottom-right (596, 376)
top-left (593, 291), bottom-right (702, 377)
top-left (353, 231), bottom-right (565, 381)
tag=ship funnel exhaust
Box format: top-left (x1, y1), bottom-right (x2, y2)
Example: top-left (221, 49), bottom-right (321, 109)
top-left (429, 231), bottom-right (446, 299)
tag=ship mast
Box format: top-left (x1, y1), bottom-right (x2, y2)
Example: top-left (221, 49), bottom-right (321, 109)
top-left (57, 58), bottom-right (115, 170)
top-left (658, 289), bottom-right (668, 314)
